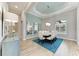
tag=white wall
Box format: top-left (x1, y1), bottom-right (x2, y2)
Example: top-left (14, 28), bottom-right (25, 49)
top-left (41, 8), bottom-right (77, 41)
top-left (22, 11), bottom-right (27, 40)
top-left (0, 3), bottom-right (8, 54)
top-left (0, 3), bottom-right (3, 43)
top-left (0, 2), bottom-right (8, 40)
top-left (0, 19), bottom-right (2, 55)
top-left (0, 20), bottom-right (2, 42)
top-left (77, 7), bottom-right (79, 45)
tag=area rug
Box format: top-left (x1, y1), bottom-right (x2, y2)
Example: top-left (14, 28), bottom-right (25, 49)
top-left (33, 37), bottom-right (63, 53)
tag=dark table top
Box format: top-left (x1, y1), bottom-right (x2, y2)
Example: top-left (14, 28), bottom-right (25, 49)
top-left (43, 35), bottom-right (51, 38)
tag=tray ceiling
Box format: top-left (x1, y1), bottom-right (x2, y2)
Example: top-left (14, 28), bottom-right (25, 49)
top-left (35, 2), bottom-right (66, 14)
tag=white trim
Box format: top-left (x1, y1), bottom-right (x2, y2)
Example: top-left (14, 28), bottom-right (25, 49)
top-left (77, 7), bottom-right (79, 45)
top-left (26, 2), bottom-right (79, 18)
top-left (0, 20), bottom-right (2, 42)
top-left (31, 2), bottom-right (79, 18)
top-left (21, 3), bottom-right (35, 40)
top-left (58, 36), bottom-right (77, 41)
top-left (21, 11), bottom-right (26, 40)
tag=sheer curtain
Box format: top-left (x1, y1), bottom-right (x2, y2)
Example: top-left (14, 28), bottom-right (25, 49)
top-left (34, 23), bottom-right (38, 31)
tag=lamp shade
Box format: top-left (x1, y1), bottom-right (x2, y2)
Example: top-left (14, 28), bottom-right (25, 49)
top-left (4, 12), bottom-right (18, 23)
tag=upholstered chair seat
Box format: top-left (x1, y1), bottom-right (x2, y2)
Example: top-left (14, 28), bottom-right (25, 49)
top-left (38, 31), bottom-right (56, 40)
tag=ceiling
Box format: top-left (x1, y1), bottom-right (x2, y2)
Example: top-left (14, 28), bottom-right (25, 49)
top-left (7, 2), bottom-right (67, 16)
top-left (35, 2), bottom-right (66, 14)
top-left (29, 2), bottom-right (79, 18)
top-left (7, 2), bottom-right (28, 15)
top-left (7, 2), bottom-right (79, 17)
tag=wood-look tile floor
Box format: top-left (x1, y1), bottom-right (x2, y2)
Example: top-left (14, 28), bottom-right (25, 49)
top-left (20, 39), bottom-right (79, 56)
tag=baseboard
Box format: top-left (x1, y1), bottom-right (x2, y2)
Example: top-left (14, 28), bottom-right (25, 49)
top-left (58, 37), bottom-right (77, 42)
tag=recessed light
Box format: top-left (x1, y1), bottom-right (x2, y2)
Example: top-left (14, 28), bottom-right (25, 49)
top-left (14, 5), bottom-right (18, 8)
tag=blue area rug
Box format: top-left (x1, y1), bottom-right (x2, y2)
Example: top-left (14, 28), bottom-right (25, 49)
top-left (33, 37), bottom-right (63, 53)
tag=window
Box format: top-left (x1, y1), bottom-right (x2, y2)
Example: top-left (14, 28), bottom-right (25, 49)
top-left (55, 20), bottom-right (67, 34)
